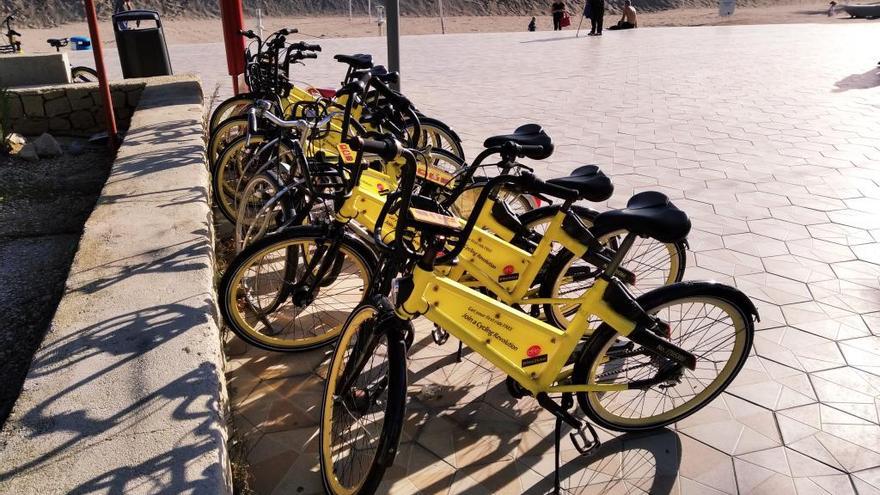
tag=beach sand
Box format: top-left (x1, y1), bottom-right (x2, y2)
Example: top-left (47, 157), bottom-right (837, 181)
top-left (13, 4), bottom-right (869, 52)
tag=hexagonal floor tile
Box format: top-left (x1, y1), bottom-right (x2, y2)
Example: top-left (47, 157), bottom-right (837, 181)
top-left (762, 255), bottom-right (836, 284)
top-left (753, 327), bottom-right (846, 372)
top-left (725, 233), bottom-right (790, 258)
top-left (781, 301), bottom-right (870, 340)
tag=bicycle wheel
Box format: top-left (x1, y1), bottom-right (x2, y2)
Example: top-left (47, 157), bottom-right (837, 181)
top-left (234, 171), bottom-right (295, 251)
top-left (532, 206), bottom-right (686, 328)
top-left (212, 134), bottom-right (293, 223)
top-left (411, 117), bottom-right (465, 161)
top-left (319, 303), bottom-right (407, 494)
top-left (449, 181), bottom-right (535, 220)
top-left (219, 227), bottom-right (376, 351)
top-left (208, 116), bottom-right (249, 169)
top-left (573, 283), bottom-right (754, 431)
top-left (209, 94), bottom-right (256, 131)
top-left (70, 66), bottom-right (98, 83)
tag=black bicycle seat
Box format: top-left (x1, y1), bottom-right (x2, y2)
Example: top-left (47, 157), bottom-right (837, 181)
top-left (47, 38), bottom-right (68, 48)
top-left (591, 191), bottom-right (691, 243)
top-left (546, 165), bottom-right (613, 203)
top-left (334, 53), bottom-right (373, 70)
top-left (483, 124), bottom-right (554, 160)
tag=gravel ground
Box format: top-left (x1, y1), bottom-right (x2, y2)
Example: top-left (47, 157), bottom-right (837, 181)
top-left (0, 146), bottom-right (112, 426)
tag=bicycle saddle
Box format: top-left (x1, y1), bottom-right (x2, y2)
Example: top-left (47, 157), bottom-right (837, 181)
top-left (546, 165), bottom-right (613, 202)
top-left (483, 124), bottom-right (554, 160)
top-left (591, 191), bottom-right (691, 243)
top-left (47, 38), bottom-right (68, 48)
top-left (334, 53), bottom-right (373, 70)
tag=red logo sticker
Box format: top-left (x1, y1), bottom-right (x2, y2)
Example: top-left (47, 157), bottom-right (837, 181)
top-left (503, 265), bottom-right (515, 275)
top-left (527, 345), bottom-right (542, 358)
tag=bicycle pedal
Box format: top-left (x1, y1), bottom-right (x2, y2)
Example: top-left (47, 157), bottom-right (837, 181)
top-left (569, 428), bottom-right (600, 456)
top-left (431, 325), bottom-right (450, 345)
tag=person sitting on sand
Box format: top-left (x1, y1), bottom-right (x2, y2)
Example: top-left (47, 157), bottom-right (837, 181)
top-left (608, 0), bottom-right (638, 30)
top-left (528, 16), bottom-right (537, 31)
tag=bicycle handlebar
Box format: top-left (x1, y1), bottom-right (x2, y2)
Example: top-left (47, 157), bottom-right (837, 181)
top-left (290, 41), bottom-right (321, 52)
top-left (347, 136), bottom-right (401, 162)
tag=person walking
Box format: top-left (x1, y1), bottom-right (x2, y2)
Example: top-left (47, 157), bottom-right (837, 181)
top-left (588, 0), bottom-right (604, 36)
top-left (552, 1), bottom-right (566, 31)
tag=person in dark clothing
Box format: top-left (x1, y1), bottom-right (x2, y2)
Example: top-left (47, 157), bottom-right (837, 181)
top-left (552, 1), bottom-right (566, 31)
top-left (588, 0), bottom-right (604, 36)
top-left (528, 16), bottom-right (537, 31)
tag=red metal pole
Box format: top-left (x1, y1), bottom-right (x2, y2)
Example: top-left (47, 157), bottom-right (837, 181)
top-left (83, 0), bottom-right (118, 147)
top-left (220, 0), bottom-right (246, 95)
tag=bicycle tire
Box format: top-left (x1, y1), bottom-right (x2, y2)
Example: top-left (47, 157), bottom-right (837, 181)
top-left (219, 226), bottom-right (378, 352)
top-left (70, 66), bottom-right (98, 83)
top-left (411, 116), bottom-right (465, 161)
top-left (234, 170), bottom-right (296, 251)
top-left (319, 302), bottom-right (408, 494)
top-left (212, 134), bottom-right (293, 224)
top-left (209, 94), bottom-right (257, 131)
top-left (208, 115), bottom-right (249, 169)
top-left (573, 282), bottom-right (754, 431)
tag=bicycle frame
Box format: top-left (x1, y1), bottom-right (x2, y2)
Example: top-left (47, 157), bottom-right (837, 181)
top-left (335, 161), bottom-right (601, 315)
top-left (398, 262), bottom-right (633, 395)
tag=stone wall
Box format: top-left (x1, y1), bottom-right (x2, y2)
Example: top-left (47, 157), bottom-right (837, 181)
top-left (0, 75), bottom-right (232, 494)
top-left (3, 81), bottom-right (145, 137)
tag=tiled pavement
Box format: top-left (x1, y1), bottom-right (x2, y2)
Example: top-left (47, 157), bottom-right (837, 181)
top-left (199, 23), bottom-right (880, 494)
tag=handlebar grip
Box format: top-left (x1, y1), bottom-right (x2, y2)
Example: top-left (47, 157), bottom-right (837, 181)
top-left (303, 43), bottom-right (321, 52)
top-left (521, 173), bottom-right (579, 201)
top-left (302, 52), bottom-right (318, 60)
top-left (375, 71), bottom-right (399, 86)
top-left (279, 28), bottom-right (299, 35)
top-left (240, 29), bottom-right (256, 38)
top-left (518, 144), bottom-right (546, 157)
top-left (347, 137), bottom-right (399, 162)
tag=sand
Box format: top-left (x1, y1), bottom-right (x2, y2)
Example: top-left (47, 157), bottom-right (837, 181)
top-left (11, 3), bottom-right (869, 52)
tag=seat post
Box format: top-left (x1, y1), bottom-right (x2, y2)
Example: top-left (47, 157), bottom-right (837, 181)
top-left (601, 232), bottom-right (637, 279)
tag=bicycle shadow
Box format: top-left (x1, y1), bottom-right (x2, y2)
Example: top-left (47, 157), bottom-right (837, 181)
top-left (71, 231), bottom-right (210, 295)
top-left (0, 302), bottom-right (225, 493)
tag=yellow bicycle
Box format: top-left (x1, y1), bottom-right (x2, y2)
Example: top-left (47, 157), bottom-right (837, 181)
top-left (219, 131), bottom-right (685, 352)
top-left (318, 136), bottom-right (758, 494)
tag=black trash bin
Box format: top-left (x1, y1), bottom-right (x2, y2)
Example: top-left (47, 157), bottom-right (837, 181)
top-left (113, 10), bottom-right (173, 78)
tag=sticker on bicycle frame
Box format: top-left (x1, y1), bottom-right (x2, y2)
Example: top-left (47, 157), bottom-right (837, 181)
top-left (527, 345), bottom-right (543, 358)
top-left (337, 143), bottom-right (357, 164)
top-left (498, 273), bottom-right (519, 283)
top-left (416, 163), bottom-right (456, 187)
top-left (522, 354), bottom-right (548, 368)
top-left (409, 208), bottom-right (461, 230)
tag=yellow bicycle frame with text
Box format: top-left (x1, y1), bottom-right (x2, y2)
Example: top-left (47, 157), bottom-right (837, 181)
top-left (398, 264), bottom-right (636, 395)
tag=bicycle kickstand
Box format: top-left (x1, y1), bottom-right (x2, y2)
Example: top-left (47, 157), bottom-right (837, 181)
top-left (540, 392), bottom-right (601, 494)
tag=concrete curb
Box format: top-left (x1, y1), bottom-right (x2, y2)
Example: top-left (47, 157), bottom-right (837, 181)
top-left (0, 75), bottom-right (231, 494)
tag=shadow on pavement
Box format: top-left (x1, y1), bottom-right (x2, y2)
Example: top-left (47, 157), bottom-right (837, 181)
top-left (833, 65), bottom-right (880, 92)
